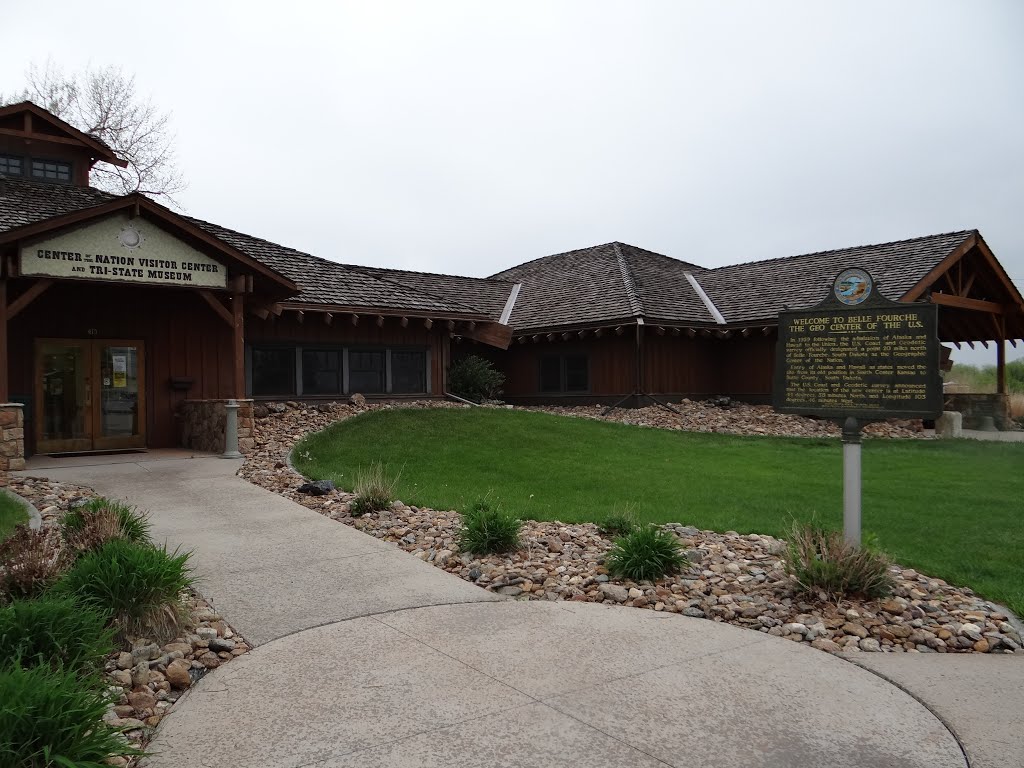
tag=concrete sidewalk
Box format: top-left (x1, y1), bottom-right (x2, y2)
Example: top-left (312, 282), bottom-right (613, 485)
top-left (20, 454), bottom-right (1009, 767)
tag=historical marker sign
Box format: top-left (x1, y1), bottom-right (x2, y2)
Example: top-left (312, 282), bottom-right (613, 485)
top-left (773, 268), bottom-right (943, 421)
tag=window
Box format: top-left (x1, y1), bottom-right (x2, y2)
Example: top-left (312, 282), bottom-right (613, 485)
top-left (392, 350), bottom-right (426, 393)
top-left (252, 347), bottom-right (295, 396)
top-left (302, 349), bottom-right (341, 395)
top-left (540, 354), bottom-right (589, 393)
top-left (31, 159), bottom-right (72, 183)
top-left (0, 155), bottom-right (23, 176)
top-left (349, 350), bottom-right (385, 394)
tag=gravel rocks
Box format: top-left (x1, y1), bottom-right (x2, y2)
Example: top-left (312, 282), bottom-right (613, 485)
top-left (241, 400), bottom-right (1021, 659)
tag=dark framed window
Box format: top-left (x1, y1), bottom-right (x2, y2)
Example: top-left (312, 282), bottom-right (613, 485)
top-left (392, 350), bottom-right (426, 394)
top-left (252, 347), bottom-right (295, 396)
top-left (31, 159), bottom-right (72, 183)
top-left (0, 155), bottom-right (23, 176)
top-left (540, 354), bottom-right (589, 393)
top-left (349, 350), bottom-right (385, 394)
top-left (302, 349), bottom-right (341, 395)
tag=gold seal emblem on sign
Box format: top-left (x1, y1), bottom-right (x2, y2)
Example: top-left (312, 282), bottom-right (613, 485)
top-left (833, 268), bottom-right (872, 306)
top-left (118, 224), bottom-right (145, 251)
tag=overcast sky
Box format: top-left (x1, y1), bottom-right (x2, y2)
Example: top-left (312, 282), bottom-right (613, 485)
top-left (3, 1), bottom-right (1022, 365)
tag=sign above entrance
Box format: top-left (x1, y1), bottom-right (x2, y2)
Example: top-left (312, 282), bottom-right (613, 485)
top-left (19, 212), bottom-right (228, 289)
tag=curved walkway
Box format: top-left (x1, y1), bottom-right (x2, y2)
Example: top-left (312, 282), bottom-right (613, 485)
top-left (20, 453), bottom-right (1008, 767)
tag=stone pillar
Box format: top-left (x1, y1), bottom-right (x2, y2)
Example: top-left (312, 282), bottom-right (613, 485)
top-left (0, 403), bottom-right (25, 471)
top-left (180, 399), bottom-right (255, 455)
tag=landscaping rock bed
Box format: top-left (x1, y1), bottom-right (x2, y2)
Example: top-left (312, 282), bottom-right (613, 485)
top-left (0, 475), bottom-right (251, 764)
top-left (523, 400), bottom-right (927, 439)
top-left (243, 400), bottom-right (1020, 656)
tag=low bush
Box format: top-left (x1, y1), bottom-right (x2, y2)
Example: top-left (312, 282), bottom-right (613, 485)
top-left (606, 525), bottom-right (687, 582)
top-left (457, 498), bottom-right (521, 555)
top-left (349, 462), bottom-right (400, 516)
top-left (61, 497), bottom-right (151, 556)
top-left (784, 521), bottom-right (893, 599)
top-left (0, 597), bottom-right (113, 674)
top-left (0, 526), bottom-right (70, 601)
top-left (598, 508), bottom-right (639, 537)
top-left (52, 539), bottom-right (194, 641)
top-left (447, 355), bottom-right (505, 403)
top-left (0, 664), bottom-right (139, 767)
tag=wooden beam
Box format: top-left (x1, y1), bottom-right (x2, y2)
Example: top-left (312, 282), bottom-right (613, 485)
top-left (424, 318), bottom-right (433, 330)
top-left (686, 328), bottom-right (696, 338)
top-left (931, 293), bottom-right (1004, 314)
top-left (532, 335), bottom-right (540, 343)
top-left (656, 326), bottom-right (666, 336)
top-left (232, 293), bottom-right (245, 398)
top-left (269, 303), bottom-right (283, 317)
top-left (671, 327), bottom-right (681, 336)
top-left (615, 326), bottom-right (624, 336)
top-left (324, 312), bottom-right (333, 325)
top-left (296, 310), bottom-right (304, 324)
top-left (0, 280), bottom-right (7, 401)
top-left (903, 233), bottom-right (977, 302)
top-left (578, 329), bottom-right (587, 339)
top-left (251, 307), bottom-right (269, 320)
top-left (351, 313), bottom-right (360, 326)
top-left (517, 336), bottom-right (526, 344)
top-left (376, 315), bottom-right (385, 328)
top-left (198, 290), bottom-right (234, 326)
top-left (547, 333), bottom-right (555, 342)
top-left (741, 328), bottom-right (751, 337)
top-left (400, 316), bottom-right (409, 328)
top-left (762, 327), bottom-right (771, 336)
top-left (594, 328), bottom-right (604, 338)
top-left (6, 279), bottom-right (53, 320)
top-left (561, 332), bottom-right (571, 341)
top-left (463, 321), bottom-right (514, 349)
top-left (446, 320), bottom-right (456, 331)
top-left (997, 340), bottom-right (1006, 394)
top-left (961, 270), bottom-right (977, 298)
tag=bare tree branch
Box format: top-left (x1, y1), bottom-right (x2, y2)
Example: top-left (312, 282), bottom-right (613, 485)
top-left (1, 61), bottom-right (186, 205)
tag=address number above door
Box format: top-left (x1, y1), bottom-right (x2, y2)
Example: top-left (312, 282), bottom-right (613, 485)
top-left (19, 212), bottom-right (228, 289)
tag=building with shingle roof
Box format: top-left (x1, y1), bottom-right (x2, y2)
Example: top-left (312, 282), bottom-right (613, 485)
top-left (1, 99), bottom-right (1021, 467)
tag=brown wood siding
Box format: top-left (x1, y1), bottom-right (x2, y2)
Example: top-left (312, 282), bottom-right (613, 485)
top-left (713, 335), bottom-right (776, 399)
top-left (246, 313), bottom-right (446, 395)
top-left (642, 333), bottom-right (718, 395)
top-left (9, 280), bottom-right (235, 452)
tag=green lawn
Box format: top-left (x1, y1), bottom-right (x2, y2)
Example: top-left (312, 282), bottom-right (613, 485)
top-left (0, 490), bottom-right (30, 542)
top-left (294, 408), bottom-right (1024, 615)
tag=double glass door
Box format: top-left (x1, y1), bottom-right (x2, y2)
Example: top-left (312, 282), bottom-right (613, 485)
top-left (36, 339), bottom-right (146, 454)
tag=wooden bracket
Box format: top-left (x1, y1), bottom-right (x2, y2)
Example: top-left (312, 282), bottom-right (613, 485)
top-left (198, 290), bottom-right (234, 326)
top-left (7, 279), bottom-right (53, 320)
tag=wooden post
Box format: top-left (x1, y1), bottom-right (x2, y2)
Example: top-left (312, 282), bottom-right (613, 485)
top-left (0, 279), bottom-right (7, 403)
top-left (996, 338), bottom-right (1006, 394)
top-left (233, 292), bottom-right (245, 399)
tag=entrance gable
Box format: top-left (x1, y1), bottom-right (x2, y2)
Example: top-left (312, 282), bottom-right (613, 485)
top-left (19, 212), bottom-right (228, 289)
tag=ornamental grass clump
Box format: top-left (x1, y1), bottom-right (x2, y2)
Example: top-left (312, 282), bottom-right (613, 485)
top-left (606, 525), bottom-right (687, 582)
top-left (61, 497), bottom-right (151, 556)
top-left (0, 526), bottom-right (70, 601)
top-left (52, 539), bottom-right (194, 641)
top-left (349, 461), bottom-right (400, 516)
top-left (598, 507), bottom-right (639, 537)
top-left (0, 596), bottom-right (113, 674)
top-left (784, 521), bottom-right (893, 600)
top-left (0, 664), bottom-right (140, 767)
top-left (457, 498), bottom-right (521, 555)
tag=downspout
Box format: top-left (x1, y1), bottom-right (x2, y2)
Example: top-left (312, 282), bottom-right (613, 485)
top-left (635, 318), bottom-right (645, 404)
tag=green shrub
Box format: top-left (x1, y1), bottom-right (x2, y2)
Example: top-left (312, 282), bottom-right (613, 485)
top-left (606, 525), bottom-right (687, 582)
top-left (457, 499), bottom-right (521, 555)
top-left (349, 462), bottom-right (400, 516)
top-left (784, 521), bottom-right (893, 599)
top-left (0, 527), bottom-right (70, 601)
top-left (448, 355), bottom-right (505, 403)
top-left (598, 508), bottom-right (638, 537)
top-left (0, 664), bottom-right (139, 767)
top-left (61, 497), bottom-right (151, 556)
top-left (52, 539), bottom-right (194, 641)
top-left (0, 597), bottom-right (113, 674)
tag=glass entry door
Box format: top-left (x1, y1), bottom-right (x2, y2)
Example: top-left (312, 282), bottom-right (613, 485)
top-left (35, 339), bottom-right (146, 454)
